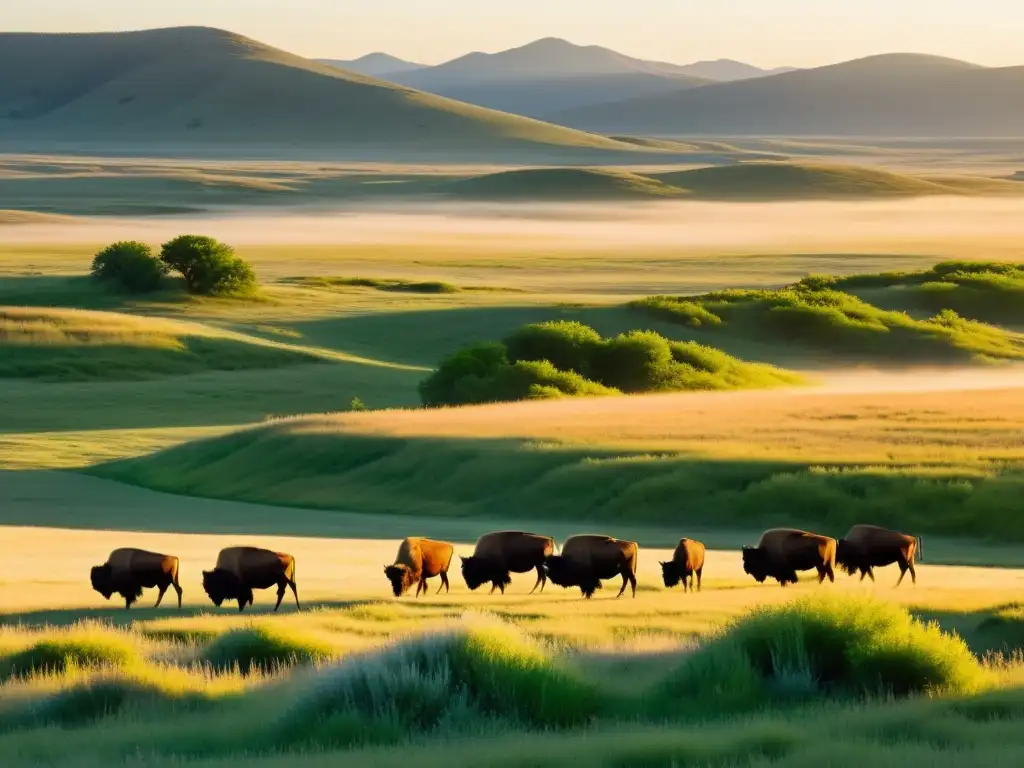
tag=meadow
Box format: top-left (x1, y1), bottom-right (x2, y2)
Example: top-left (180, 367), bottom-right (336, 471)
top-left (4, 150), bottom-right (1024, 766)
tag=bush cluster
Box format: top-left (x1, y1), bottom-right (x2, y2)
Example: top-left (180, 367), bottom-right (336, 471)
top-left (419, 321), bottom-right (800, 407)
top-left (90, 235), bottom-right (256, 296)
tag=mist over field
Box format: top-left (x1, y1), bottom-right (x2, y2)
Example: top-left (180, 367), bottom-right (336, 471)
top-left (5, 198), bottom-right (1024, 258)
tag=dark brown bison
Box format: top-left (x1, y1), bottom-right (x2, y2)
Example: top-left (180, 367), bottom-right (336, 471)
top-left (90, 548), bottom-right (182, 610)
top-left (460, 531), bottom-right (555, 595)
top-left (836, 525), bottom-right (922, 586)
top-left (384, 537), bottom-right (455, 598)
top-left (660, 538), bottom-right (705, 592)
top-left (742, 528), bottom-right (836, 587)
top-left (202, 547), bottom-right (299, 612)
top-left (545, 535), bottom-right (639, 599)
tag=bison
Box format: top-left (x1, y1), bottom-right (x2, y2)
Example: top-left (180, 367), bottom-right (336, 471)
top-left (545, 535), bottom-right (639, 599)
top-left (460, 531), bottom-right (555, 595)
top-left (202, 547), bottom-right (299, 612)
top-left (384, 537), bottom-right (454, 598)
top-left (660, 538), bottom-right (705, 592)
top-left (742, 528), bottom-right (836, 587)
top-left (90, 548), bottom-right (182, 610)
top-left (836, 524), bottom-right (922, 586)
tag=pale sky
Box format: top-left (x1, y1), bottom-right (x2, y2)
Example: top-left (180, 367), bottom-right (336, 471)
top-left (1, 0), bottom-right (1020, 68)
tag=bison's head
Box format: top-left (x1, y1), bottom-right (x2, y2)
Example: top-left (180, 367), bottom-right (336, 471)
top-left (202, 569), bottom-right (237, 608)
top-left (835, 539), bottom-right (859, 576)
top-left (543, 555), bottom-right (578, 589)
top-left (741, 547), bottom-right (769, 583)
top-left (384, 564), bottom-right (415, 597)
top-left (660, 560), bottom-right (682, 588)
top-left (460, 556), bottom-right (490, 591)
top-left (90, 564), bottom-right (114, 600)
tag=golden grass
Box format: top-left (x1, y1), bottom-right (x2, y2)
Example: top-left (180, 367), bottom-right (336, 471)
top-left (259, 376), bottom-right (1024, 464)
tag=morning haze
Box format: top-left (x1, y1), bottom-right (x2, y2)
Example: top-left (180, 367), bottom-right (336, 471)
top-left (1, 4), bottom-right (1024, 768)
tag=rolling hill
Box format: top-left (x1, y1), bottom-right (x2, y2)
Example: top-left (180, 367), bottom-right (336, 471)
top-left (0, 27), bottom-right (645, 158)
top-left (437, 162), bottom-right (1022, 202)
top-left (556, 53), bottom-right (1024, 137)
top-left (317, 52), bottom-right (426, 77)
top-left (387, 38), bottom-right (710, 118)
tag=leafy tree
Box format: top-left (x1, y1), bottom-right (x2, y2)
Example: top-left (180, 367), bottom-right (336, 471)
top-left (90, 241), bottom-right (167, 293)
top-left (159, 235), bottom-right (257, 296)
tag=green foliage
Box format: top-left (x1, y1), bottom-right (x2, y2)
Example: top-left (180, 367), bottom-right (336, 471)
top-left (420, 322), bottom-right (801, 406)
top-left (657, 597), bottom-right (985, 714)
top-left (1, 633), bottom-right (139, 681)
top-left (348, 397), bottom-right (368, 412)
top-left (201, 625), bottom-right (335, 674)
top-left (159, 235), bottom-right (256, 296)
top-left (89, 241), bottom-right (167, 293)
top-left (634, 273), bottom-right (1024, 363)
top-left (834, 261), bottom-right (1024, 326)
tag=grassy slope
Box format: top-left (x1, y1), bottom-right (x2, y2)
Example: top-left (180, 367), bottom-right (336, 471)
top-left (0, 28), bottom-right (637, 156)
top-left (94, 384), bottom-right (1024, 540)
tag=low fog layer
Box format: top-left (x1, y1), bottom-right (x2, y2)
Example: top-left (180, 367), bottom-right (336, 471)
top-left (4, 198), bottom-right (1024, 257)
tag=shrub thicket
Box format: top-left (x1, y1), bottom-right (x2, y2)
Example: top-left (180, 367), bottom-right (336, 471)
top-left (90, 241), bottom-right (167, 293)
top-left (419, 322), bottom-right (800, 406)
top-left (160, 235), bottom-right (257, 296)
top-left (634, 274), bottom-right (1024, 363)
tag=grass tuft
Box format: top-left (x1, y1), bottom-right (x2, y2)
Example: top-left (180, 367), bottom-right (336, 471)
top-left (0, 629), bottom-right (140, 681)
top-left (201, 624), bottom-right (337, 674)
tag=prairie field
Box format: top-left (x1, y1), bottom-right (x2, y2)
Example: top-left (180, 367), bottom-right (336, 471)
top-left (4, 149), bottom-right (1024, 766)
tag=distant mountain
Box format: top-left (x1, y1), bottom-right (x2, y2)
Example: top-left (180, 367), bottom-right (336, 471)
top-left (317, 52), bottom-right (426, 78)
top-left (0, 27), bottom-right (647, 159)
top-left (675, 59), bottom-right (796, 81)
top-left (556, 54), bottom-right (1024, 137)
top-left (387, 38), bottom-right (710, 118)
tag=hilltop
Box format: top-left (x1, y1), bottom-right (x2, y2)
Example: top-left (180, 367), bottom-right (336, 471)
top-left (0, 27), bottom-right (644, 159)
top-left (556, 53), bottom-right (1024, 137)
top-left (317, 52), bottom-right (426, 77)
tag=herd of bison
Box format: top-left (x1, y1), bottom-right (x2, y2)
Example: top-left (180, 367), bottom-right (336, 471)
top-left (89, 525), bottom-right (922, 612)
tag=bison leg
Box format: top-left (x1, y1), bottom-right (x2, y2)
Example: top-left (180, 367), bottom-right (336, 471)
top-left (696, 568), bottom-right (703, 592)
top-left (154, 583), bottom-right (169, 608)
top-left (896, 558), bottom-right (916, 587)
top-left (274, 581), bottom-right (287, 611)
top-left (174, 581), bottom-right (183, 610)
top-left (529, 566), bottom-right (545, 595)
top-left (288, 579), bottom-right (300, 609)
top-left (437, 571), bottom-right (450, 595)
top-left (682, 573), bottom-right (689, 593)
top-left (907, 560), bottom-right (917, 585)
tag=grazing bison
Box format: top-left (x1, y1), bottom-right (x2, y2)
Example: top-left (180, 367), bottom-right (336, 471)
top-left (202, 547), bottom-right (299, 612)
top-left (545, 535), bottom-right (639, 599)
top-left (836, 525), bottom-right (922, 586)
top-left (660, 538), bottom-right (705, 592)
top-left (460, 531), bottom-right (555, 595)
top-left (742, 528), bottom-right (836, 587)
top-left (90, 548), bottom-right (182, 610)
top-left (384, 537), bottom-right (455, 598)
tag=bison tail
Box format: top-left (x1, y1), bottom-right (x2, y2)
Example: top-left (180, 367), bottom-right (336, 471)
top-left (170, 557), bottom-right (181, 587)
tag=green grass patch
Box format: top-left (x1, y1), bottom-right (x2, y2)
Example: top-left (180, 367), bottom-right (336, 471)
top-left (0, 307), bottom-right (327, 381)
top-left (1, 631), bottom-right (140, 681)
top-left (829, 261), bottom-right (1024, 326)
top-left (633, 269), bottom-right (1024, 363)
top-left (280, 621), bottom-right (600, 747)
top-left (656, 597), bottom-right (985, 715)
top-left (201, 624), bottom-right (336, 674)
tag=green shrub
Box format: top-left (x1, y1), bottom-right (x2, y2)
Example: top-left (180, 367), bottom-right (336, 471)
top-left (504, 321), bottom-right (602, 375)
top-left (656, 597), bottom-right (985, 716)
top-left (160, 235), bottom-right (257, 296)
top-left (420, 323), bottom-right (802, 406)
top-left (202, 625), bottom-right (335, 674)
top-left (90, 241), bottom-right (167, 293)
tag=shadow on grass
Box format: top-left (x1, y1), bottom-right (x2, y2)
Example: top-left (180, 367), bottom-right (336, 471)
top-left (913, 602), bottom-right (1024, 657)
top-left (0, 275), bottom-right (194, 313)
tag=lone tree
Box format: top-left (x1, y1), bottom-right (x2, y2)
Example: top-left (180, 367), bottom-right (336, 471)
top-left (159, 235), bottom-right (257, 296)
top-left (90, 241), bottom-right (167, 293)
